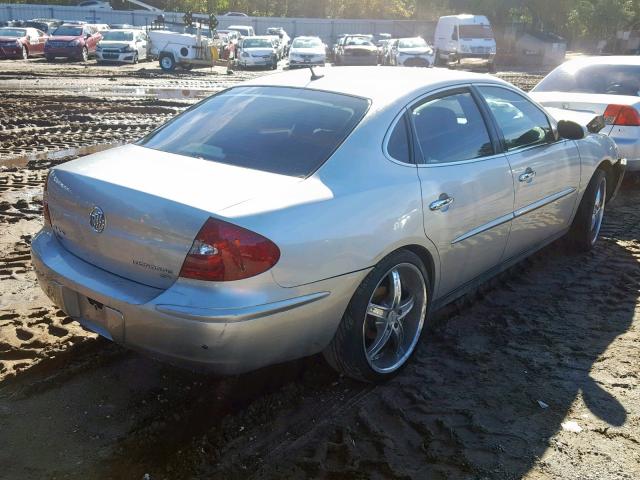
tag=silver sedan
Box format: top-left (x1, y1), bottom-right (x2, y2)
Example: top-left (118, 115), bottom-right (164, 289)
top-left (32, 67), bottom-right (625, 382)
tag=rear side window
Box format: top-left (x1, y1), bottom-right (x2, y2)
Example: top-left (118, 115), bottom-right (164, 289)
top-left (387, 115), bottom-right (411, 163)
top-left (478, 86), bottom-right (552, 151)
top-left (410, 90), bottom-right (493, 164)
top-left (139, 86), bottom-right (370, 177)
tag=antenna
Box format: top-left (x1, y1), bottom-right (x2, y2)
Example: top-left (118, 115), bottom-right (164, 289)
top-left (309, 66), bottom-right (324, 81)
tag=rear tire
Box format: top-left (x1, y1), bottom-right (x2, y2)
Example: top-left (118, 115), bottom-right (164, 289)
top-left (323, 249), bottom-right (430, 383)
top-left (159, 53), bottom-right (175, 71)
top-left (567, 168), bottom-right (607, 252)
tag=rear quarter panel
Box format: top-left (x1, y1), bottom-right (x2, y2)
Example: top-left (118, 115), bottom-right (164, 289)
top-left (220, 111), bottom-right (440, 289)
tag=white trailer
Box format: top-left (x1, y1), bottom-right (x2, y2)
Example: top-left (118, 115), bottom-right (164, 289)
top-left (148, 29), bottom-right (220, 71)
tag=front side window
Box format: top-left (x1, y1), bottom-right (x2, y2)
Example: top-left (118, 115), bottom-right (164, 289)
top-left (478, 86), bottom-right (552, 151)
top-left (139, 86), bottom-right (370, 178)
top-left (410, 90), bottom-right (493, 164)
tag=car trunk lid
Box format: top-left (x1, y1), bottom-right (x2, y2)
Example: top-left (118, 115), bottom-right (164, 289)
top-left (47, 144), bottom-right (301, 289)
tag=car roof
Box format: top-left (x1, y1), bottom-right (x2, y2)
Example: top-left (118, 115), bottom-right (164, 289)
top-left (558, 55), bottom-right (640, 68)
top-left (243, 67), bottom-right (510, 107)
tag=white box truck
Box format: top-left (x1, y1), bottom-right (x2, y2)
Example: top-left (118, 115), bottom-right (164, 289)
top-left (434, 14), bottom-right (496, 71)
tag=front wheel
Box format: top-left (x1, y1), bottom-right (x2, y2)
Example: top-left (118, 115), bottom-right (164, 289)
top-left (21, 45), bottom-right (28, 60)
top-left (323, 249), bottom-right (430, 382)
top-left (568, 168), bottom-right (607, 252)
top-left (80, 47), bottom-right (88, 62)
top-left (133, 52), bottom-right (139, 64)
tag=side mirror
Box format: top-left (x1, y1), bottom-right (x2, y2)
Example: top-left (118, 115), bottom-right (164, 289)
top-left (557, 120), bottom-right (585, 140)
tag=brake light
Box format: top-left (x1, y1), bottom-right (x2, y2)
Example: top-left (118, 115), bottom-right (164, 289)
top-left (179, 217), bottom-right (280, 282)
top-left (43, 172), bottom-right (51, 226)
top-left (603, 104), bottom-right (640, 126)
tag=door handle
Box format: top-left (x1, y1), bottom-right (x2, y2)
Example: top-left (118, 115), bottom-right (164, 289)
top-left (519, 167), bottom-right (536, 183)
top-left (429, 194), bottom-right (454, 211)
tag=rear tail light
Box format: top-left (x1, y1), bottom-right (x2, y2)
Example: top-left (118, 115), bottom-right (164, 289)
top-left (43, 171), bottom-right (51, 226)
top-left (603, 104), bottom-right (640, 126)
top-left (179, 217), bottom-right (280, 282)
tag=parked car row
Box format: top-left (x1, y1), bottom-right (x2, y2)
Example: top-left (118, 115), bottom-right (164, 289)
top-left (0, 19), bottom-right (153, 64)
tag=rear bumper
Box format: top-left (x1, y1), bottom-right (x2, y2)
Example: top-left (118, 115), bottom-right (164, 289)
top-left (608, 129), bottom-right (640, 172)
top-left (31, 228), bottom-right (365, 374)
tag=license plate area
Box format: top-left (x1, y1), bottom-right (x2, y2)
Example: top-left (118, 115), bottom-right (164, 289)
top-left (43, 280), bottom-right (124, 342)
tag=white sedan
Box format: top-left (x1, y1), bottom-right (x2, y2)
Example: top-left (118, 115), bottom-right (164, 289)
top-left (531, 56), bottom-right (640, 172)
top-left (288, 36), bottom-right (326, 68)
top-left (96, 29), bottom-right (148, 64)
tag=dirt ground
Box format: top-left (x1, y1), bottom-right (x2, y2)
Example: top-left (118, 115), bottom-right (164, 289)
top-left (0, 58), bottom-right (638, 480)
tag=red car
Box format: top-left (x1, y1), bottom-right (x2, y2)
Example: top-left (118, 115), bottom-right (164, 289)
top-left (45, 24), bottom-right (103, 62)
top-left (0, 27), bottom-right (48, 59)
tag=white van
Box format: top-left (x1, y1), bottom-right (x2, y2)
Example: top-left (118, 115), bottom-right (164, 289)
top-left (228, 25), bottom-right (255, 38)
top-left (434, 14), bottom-right (496, 70)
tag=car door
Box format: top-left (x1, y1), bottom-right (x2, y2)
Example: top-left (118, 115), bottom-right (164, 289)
top-left (476, 85), bottom-right (581, 260)
top-left (409, 87), bottom-right (515, 298)
top-left (34, 30), bottom-right (47, 55)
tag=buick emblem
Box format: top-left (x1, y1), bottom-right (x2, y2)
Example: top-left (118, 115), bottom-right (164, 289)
top-left (89, 206), bottom-right (106, 233)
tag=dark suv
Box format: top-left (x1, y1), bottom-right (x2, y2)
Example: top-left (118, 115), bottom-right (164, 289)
top-left (45, 24), bottom-right (102, 62)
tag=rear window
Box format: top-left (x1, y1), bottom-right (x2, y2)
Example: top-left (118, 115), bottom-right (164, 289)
top-left (533, 64), bottom-right (640, 96)
top-left (458, 25), bottom-right (493, 39)
top-left (139, 86), bottom-right (370, 178)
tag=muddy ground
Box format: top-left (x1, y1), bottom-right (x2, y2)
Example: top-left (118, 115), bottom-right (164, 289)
top-left (0, 58), bottom-right (638, 480)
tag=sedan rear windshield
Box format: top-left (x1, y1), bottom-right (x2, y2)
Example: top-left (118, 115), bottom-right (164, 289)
top-left (52, 26), bottom-right (83, 36)
top-left (459, 25), bottom-right (493, 39)
top-left (139, 86), bottom-right (370, 177)
top-left (533, 64), bottom-right (640, 96)
top-left (102, 31), bottom-right (134, 41)
top-left (0, 28), bottom-right (25, 37)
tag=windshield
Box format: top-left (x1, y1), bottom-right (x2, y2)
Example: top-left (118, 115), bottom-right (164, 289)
top-left (459, 24), bottom-right (494, 39)
top-left (101, 31), bottom-right (134, 41)
top-left (52, 26), bottom-right (83, 36)
top-left (345, 37), bottom-right (373, 46)
top-left (229, 27), bottom-right (250, 35)
top-left (139, 86), bottom-right (370, 178)
top-left (533, 64), bottom-right (640, 96)
top-left (398, 38), bottom-right (427, 48)
top-left (243, 38), bottom-right (271, 48)
top-left (292, 38), bottom-right (321, 48)
top-left (0, 28), bottom-right (25, 38)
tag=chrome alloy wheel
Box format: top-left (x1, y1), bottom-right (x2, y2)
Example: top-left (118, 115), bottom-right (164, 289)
top-left (590, 176), bottom-right (606, 245)
top-left (363, 263), bottom-right (427, 373)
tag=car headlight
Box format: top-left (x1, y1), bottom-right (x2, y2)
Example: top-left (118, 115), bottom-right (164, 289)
top-left (122, 46), bottom-right (134, 52)
top-left (242, 51), bottom-right (250, 57)
top-left (69, 40), bottom-right (80, 47)
top-left (96, 45), bottom-right (102, 50)
top-left (460, 45), bottom-right (471, 53)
